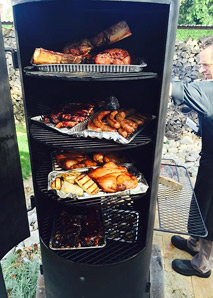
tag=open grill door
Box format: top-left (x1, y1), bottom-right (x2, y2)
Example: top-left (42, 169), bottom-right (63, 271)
top-left (0, 20), bottom-right (30, 260)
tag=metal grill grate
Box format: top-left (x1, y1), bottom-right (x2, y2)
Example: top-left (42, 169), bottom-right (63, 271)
top-left (40, 202), bottom-right (146, 265)
top-left (157, 164), bottom-right (207, 237)
top-left (30, 123), bottom-right (152, 151)
top-left (24, 67), bottom-right (157, 81)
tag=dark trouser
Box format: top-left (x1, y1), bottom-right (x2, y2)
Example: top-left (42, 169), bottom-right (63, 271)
top-left (187, 156), bottom-right (213, 273)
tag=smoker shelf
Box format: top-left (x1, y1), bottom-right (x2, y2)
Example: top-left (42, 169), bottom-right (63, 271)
top-left (36, 158), bottom-right (146, 206)
top-left (157, 164), bottom-right (207, 237)
top-left (40, 201), bottom-right (146, 265)
top-left (30, 123), bottom-right (152, 151)
top-left (24, 66), bottom-right (158, 81)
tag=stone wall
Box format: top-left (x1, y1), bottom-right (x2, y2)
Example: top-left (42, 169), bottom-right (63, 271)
top-left (2, 27), bottom-right (204, 135)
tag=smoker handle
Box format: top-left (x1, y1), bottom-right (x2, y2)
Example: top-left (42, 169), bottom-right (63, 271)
top-left (4, 47), bottom-right (19, 69)
top-left (27, 195), bottom-right (36, 212)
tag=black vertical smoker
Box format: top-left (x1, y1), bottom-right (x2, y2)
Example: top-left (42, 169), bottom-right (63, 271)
top-left (1, 0), bottom-right (179, 297)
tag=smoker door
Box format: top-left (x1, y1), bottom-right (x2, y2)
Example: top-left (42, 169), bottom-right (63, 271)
top-left (0, 20), bottom-right (30, 260)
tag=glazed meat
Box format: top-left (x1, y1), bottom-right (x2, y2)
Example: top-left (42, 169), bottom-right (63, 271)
top-left (43, 103), bottom-right (94, 129)
top-left (88, 162), bottom-right (138, 193)
top-left (94, 49), bottom-right (131, 65)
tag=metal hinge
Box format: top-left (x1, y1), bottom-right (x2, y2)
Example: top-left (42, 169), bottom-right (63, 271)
top-left (4, 47), bottom-right (19, 69)
top-left (27, 195), bottom-right (36, 212)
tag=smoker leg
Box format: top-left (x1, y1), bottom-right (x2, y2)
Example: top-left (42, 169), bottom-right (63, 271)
top-left (150, 244), bottom-right (164, 298)
top-left (0, 263), bottom-right (7, 298)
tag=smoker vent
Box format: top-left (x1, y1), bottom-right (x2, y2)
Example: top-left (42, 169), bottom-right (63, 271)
top-left (24, 67), bottom-right (157, 81)
top-left (157, 164), bottom-right (207, 237)
top-left (30, 123), bottom-right (152, 151)
top-left (40, 202), bottom-right (146, 265)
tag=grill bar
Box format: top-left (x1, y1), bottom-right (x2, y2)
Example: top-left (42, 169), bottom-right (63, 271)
top-left (30, 123), bottom-right (152, 151)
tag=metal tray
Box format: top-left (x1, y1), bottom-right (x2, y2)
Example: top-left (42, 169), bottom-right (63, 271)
top-left (32, 61), bottom-right (147, 73)
top-left (48, 163), bottom-right (149, 201)
top-left (49, 205), bottom-right (106, 250)
top-left (104, 209), bottom-right (139, 244)
top-left (70, 112), bottom-right (155, 145)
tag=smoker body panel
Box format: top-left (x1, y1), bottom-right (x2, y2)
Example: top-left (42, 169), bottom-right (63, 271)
top-left (11, 0), bottom-right (179, 297)
top-left (0, 19), bottom-right (30, 260)
top-left (40, 239), bottom-right (150, 298)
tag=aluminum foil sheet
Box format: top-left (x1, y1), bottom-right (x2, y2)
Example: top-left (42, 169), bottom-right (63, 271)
top-left (32, 61), bottom-right (147, 73)
top-left (48, 163), bottom-right (149, 201)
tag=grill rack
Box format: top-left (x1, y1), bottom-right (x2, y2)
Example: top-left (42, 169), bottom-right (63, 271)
top-left (157, 163), bottom-right (207, 237)
top-left (40, 200), bottom-right (146, 265)
top-left (30, 122), bottom-right (152, 151)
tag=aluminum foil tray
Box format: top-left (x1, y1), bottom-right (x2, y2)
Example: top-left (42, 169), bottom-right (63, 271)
top-left (70, 113), bottom-right (155, 145)
top-left (104, 209), bottom-right (139, 243)
top-left (32, 61), bottom-right (147, 73)
top-left (48, 163), bottom-right (149, 201)
top-left (49, 205), bottom-right (106, 250)
top-left (31, 115), bottom-right (90, 135)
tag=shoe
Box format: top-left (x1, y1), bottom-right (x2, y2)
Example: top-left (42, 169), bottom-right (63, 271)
top-left (172, 259), bottom-right (211, 278)
top-left (171, 236), bottom-right (197, 257)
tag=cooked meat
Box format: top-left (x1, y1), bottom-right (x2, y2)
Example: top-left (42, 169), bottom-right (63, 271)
top-left (32, 48), bottom-right (82, 64)
top-left (106, 110), bottom-right (120, 129)
top-left (91, 21), bottom-right (132, 48)
top-left (64, 21), bottom-right (132, 57)
top-left (94, 48), bottom-right (131, 65)
top-left (55, 121), bottom-right (78, 128)
top-left (116, 173), bottom-right (138, 190)
top-left (115, 109), bottom-right (135, 123)
top-left (126, 114), bottom-right (146, 125)
top-left (103, 153), bottom-right (126, 164)
top-left (63, 38), bottom-right (93, 56)
top-left (87, 120), bottom-right (102, 132)
top-left (120, 119), bottom-right (138, 133)
top-left (93, 111), bottom-right (111, 128)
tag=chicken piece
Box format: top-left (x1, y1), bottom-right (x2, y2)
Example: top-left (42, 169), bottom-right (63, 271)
top-left (94, 49), bottom-right (131, 65)
top-left (88, 166), bottom-right (127, 180)
top-left (93, 153), bottom-right (105, 163)
top-left (103, 153), bottom-right (126, 164)
top-left (116, 173), bottom-right (138, 191)
top-left (96, 174), bottom-right (118, 193)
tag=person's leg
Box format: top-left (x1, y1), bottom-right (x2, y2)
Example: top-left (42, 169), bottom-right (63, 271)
top-left (191, 238), bottom-right (213, 273)
top-left (187, 236), bottom-right (200, 252)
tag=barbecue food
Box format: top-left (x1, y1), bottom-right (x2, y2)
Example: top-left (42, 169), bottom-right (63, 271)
top-left (94, 48), bottom-right (131, 65)
top-left (42, 103), bottom-right (94, 129)
top-left (55, 151), bottom-right (97, 170)
top-left (61, 181), bottom-right (84, 196)
top-left (87, 109), bottom-right (149, 138)
top-left (32, 48), bottom-right (82, 64)
top-left (88, 162), bottom-right (138, 193)
top-left (93, 152), bottom-right (126, 164)
top-left (75, 174), bottom-right (99, 195)
top-left (51, 207), bottom-right (105, 249)
top-left (64, 21), bottom-right (132, 56)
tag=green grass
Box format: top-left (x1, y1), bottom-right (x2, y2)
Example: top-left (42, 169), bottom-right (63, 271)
top-left (176, 29), bottom-right (213, 42)
top-left (1, 246), bottom-right (40, 298)
top-left (16, 124), bottom-right (31, 180)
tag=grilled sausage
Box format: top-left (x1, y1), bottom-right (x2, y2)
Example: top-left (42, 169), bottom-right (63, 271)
top-left (93, 111), bottom-right (111, 128)
top-left (106, 110), bottom-right (121, 129)
top-left (120, 119), bottom-right (138, 133)
top-left (116, 109), bottom-right (135, 123)
top-left (87, 120), bottom-right (102, 132)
